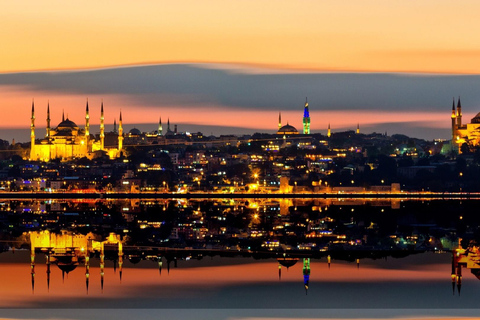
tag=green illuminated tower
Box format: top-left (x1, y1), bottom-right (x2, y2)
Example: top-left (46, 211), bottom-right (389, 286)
top-left (303, 98), bottom-right (310, 134)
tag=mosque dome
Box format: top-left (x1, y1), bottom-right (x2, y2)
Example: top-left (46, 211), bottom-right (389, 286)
top-left (471, 112), bottom-right (480, 124)
top-left (277, 123), bottom-right (299, 135)
top-left (128, 128), bottom-right (142, 135)
top-left (56, 263), bottom-right (78, 273)
top-left (277, 257), bottom-right (299, 268)
top-left (56, 118), bottom-right (79, 130)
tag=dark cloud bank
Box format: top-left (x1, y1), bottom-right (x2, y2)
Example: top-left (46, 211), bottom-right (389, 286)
top-left (2, 64), bottom-right (480, 141)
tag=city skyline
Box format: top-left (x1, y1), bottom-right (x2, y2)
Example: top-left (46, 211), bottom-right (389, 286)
top-left (2, 64), bottom-right (480, 142)
top-left (2, 1), bottom-right (480, 142)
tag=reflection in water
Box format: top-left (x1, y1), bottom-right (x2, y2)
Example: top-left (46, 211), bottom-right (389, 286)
top-left (452, 244), bottom-right (480, 295)
top-left (2, 198), bottom-right (480, 312)
top-left (29, 230), bottom-right (123, 294)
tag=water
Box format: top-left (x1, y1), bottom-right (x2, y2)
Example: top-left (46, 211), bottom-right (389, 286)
top-left (0, 198), bottom-right (479, 319)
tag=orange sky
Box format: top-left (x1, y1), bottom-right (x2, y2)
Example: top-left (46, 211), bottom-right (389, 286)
top-left (2, 0), bottom-right (480, 74)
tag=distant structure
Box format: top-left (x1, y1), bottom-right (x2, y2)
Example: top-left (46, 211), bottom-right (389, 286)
top-left (277, 122), bottom-right (299, 135)
top-left (303, 98), bottom-right (310, 134)
top-left (327, 123), bottom-right (331, 138)
top-left (30, 100), bottom-right (124, 161)
top-left (356, 123), bottom-right (360, 134)
top-left (276, 98), bottom-right (311, 135)
top-left (451, 97), bottom-right (480, 153)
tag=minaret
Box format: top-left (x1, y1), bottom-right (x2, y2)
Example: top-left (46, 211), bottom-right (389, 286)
top-left (118, 111), bottom-right (123, 151)
top-left (167, 118), bottom-right (171, 132)
top-left (30, 240), bottom-right (35, 293)
top-left (451, 98), bottom-right (457, 147)
top-left (451, 252), bottom-right (456, 295)
top-left (100, 242), bottom-right (105, 292)
top-left (62, 109), bottom-right (65, 122)
top-left (85, 99), bottom-right (90, 139)
top-left (303, 98), bottom-right (310, 134)
top-left (456, 96), bottom-right (462, 127)
top-left (327, 123), bottom-right (331, 138)
top-left (158, 117), bottom-right (163, 136)
top-left (46, 253), bottom-right (51, 292)
top-left (278, 112), bottom-right (282, 131)
top-left (356, 123), bottom-right (360, 134)
top-left (30, 100), bottom-right (35, 160)
top-left (303, 258), bottom-right (310, 295)
top-left (46, 101), bottom-right (51, 138)
top-left (118, 241), bottom-right (123, 281)
top-left (157, 256), bottom-right (163, 275)
top-left (85, 254), bottom-right (90, 294)
top-left (113, 118), bottom-right (117, 134)
top-left (100, 101), bottom-right (105, 150)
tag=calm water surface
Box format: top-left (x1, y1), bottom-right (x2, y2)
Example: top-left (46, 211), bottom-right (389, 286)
top-left (0, 198), bottom-right (479, 319)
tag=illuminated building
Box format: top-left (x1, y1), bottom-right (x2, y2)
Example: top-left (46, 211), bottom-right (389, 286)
top-left (451, 97), bottom-right (480, 153)
top-left (303, 98), bottom-right (310, 134)
top-left (29, 100), bottom-right (124, 160)
top-left (277, 123), bottom-right (299, 135)
top-left (276, 99), bottom-right (311, 135)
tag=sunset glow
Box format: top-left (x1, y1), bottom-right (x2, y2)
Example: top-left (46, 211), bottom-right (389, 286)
top-left (2, 1), bottom-right (480, 74)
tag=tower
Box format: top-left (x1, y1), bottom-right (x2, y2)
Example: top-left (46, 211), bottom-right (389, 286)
top-left (118, 111), bottom-right (123, 151)
top-left (167, 118), bottom-right (171, 132)
top-left (30, 100), bottom-right (35, 159)
top-left (113, 118), bottom-right (117, 134)
top-left (100, 101), bottom-right (105, 150)
top-left (356, 123), bottom-right (360, 134)
top-left (278, 112), bottom-right (282, 130)
top-left (327, 123), bottom-right (331, 138)
top-left (85, 99), bottom-right (90, 139)
top-left (456, 97), bottom-right (462, 127)
top-left (451, 97), bottom-right (456, 144)
top-left (46, 101), bottom-right (51, 138)
top-left (158, 117), bottom-right (163, 136)
top-left (303, 258), bottom-right (310, 294)
top-left (303, 98), bottom-right (310, 134)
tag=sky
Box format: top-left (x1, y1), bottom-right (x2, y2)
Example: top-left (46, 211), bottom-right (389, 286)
top-left (2, 1), bottom-right (480, 142)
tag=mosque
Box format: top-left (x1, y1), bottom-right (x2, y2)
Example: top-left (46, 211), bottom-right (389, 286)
top-left (29, 100), bottom-right (124, 161)
top-left (451, 97), bottom-right (480, 153)
top-left (277, 98), bottom-right (311, 135)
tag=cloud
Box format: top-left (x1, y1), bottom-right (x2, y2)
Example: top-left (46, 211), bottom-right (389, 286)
top-left (2, 63), bottom-right (480, 113)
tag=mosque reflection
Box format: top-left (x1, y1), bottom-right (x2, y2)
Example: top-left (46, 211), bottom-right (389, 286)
top-left (3, 198), bottom-right (480, 297)
top-left (18, 230), bottom-right (428, 295)
top-left (452, 243), bottom-right (480, 295)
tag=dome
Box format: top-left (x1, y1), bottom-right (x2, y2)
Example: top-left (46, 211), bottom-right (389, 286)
top-left (56, 263), bottom-right (78, 273)
top-left (277, 123), bottom-right (299, 134)
top-left (277, 257), bottom-right (299, 268)
top-left (472, 112), bottom-right (480, 123)
top-left (128, 128), bottom-right (142, 135)
top-left (56, 118), bottom-right (79, 130)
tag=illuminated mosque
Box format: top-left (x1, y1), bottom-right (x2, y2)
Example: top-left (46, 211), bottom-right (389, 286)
top-left (451, 97), bottom-right (480, 152)
top-left (29, 100), bottom-right (124, 161)
top-left (277, 98), bottom-right (310, 135)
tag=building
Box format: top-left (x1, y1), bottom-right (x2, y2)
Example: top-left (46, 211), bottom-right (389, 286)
top-left (277, 98), bottom-right (312, 135)
top-left (30, 100), bottom-right (124, 161)
top-left (451, 97), bottom-right (480, 153)
top-left (303, 98), bottom-right (310, 134)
